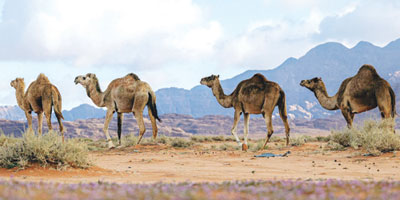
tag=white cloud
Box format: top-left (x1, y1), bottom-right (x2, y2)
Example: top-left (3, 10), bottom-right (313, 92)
top-left (0, 0), bottom-right (222, 68)
top-left (316, 1), bottom-right (400, 47)
top-left (2, 0), bottom-right (400, 111)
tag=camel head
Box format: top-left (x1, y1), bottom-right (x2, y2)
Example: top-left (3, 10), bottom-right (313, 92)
top-left (10, 78), bottom-right (25, 89)
top-left (200, 75), bottom-right (220, 88)
top-left (74, 73), bottom-right (98, 87)
top-left (300, 77), bottom-right (323, 91)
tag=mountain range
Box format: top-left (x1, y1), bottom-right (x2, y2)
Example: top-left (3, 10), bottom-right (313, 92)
top-left (156, 39), bottom-right (400, 119)
top-left (1, 39), bottom-right (400, 121)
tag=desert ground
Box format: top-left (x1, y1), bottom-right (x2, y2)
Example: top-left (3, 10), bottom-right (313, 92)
top-left (1, 140), bottom-right (399, 183)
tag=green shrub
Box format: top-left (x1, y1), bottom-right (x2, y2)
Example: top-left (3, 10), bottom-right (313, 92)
top-left (0, 131), bottom-right (91, 169)
top-left (170, 138), bottom-right (193, 148)
top-left (249, 140), bottom-right (267, 151)
top-left (190, 135), bottom-right (213, 143)
top-left (329, 119), bottom-right (400, 155)
top-left (211, 135), bottom-right (225, 142)
top-left (218, 143), bottom-right (240, 151)
top-left (316, 136), bottom-right (330, 142)
top-left (122, 134), bottom-right (139, 147)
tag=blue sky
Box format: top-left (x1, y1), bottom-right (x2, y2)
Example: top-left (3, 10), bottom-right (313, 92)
top-left (1, 0), bottom-right (400, 109)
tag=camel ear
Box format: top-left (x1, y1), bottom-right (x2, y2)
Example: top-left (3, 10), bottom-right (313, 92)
top-left (217, 75), bottom-right (220, 78)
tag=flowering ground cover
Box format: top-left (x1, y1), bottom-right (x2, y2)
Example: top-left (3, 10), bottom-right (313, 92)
top-left (0, 179), bottom-right (399, 200)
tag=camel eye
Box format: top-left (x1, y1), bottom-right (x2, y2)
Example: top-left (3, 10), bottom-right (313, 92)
top-left (83, 77), bottom-right (86, 80)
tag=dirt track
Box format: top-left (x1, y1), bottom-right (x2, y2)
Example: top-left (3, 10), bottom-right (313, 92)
top-left (1, 142), bottom-right (399, 183)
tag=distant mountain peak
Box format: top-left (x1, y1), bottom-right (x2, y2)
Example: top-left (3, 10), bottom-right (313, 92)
top-left (304, 41), bottom-right (348, 57)
top-left (384, 38), bottom-right (400, 50)
top-left (352, 41), bottom-right (378, 50)
top-left (282, 57), bottom-right (297, 65)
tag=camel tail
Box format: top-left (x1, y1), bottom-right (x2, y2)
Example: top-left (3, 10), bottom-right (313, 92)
top-left (147, 92), bottom-right (161, 122)
top-left (51, 87), bottom-right (64, 120)
top-left (277, 89), bottom-right (288, 120)
top-left (389, 87), bottom-right (396, 118)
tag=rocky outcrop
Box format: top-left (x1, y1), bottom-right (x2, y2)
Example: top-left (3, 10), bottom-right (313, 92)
top-left (2, 114), bottom-right (397, 139)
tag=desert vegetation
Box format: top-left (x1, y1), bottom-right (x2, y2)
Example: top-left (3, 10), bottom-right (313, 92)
top-left (328, 119), bottom-right (400, 155)
top-left (0, 131), bottom-right (90, 169)
top-left (0, 118), bottom-right (397, 171)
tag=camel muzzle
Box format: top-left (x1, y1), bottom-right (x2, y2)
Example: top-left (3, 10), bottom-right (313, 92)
top-left (74, 77), bottom-right (80, 85)
top-left (300, 80), bottom-right (306, 86)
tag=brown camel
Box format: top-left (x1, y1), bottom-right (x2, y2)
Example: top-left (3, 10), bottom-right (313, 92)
top-left (10, 74), bottom-right (65, 140)
top-left (300, 64), bottom-right (396, 128)
top-left (74, 73), bottom-right (161, 148)
top-left (200, 73), bottom-right (290, 151)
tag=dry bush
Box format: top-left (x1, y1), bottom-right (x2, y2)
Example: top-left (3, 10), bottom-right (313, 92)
top-left (190, 135), bottom-right (212, 143)
top-left (0, 131), bottom-right (91, 169)
top-left (290, 135), bottom-right (316, 146)
top-left (329, 119), bottom-right (400, 155)
top-left (218, 143), bottom-right (240, 151)
top-left (170, 138), bottom-right (193, 148)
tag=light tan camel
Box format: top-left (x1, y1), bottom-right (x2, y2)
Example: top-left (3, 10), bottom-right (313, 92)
top-left (300, 64), bottom-right (396, 128)
top-left (10, 74), bottom-right (65, 140)
top-left (200, 73), bottom-right (290, 151)
top-left (74, 73), bottom-right (161, 148)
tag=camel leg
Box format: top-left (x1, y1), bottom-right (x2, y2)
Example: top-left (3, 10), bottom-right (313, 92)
top-left (55, 113), bottom-right (64, 142)
top-left (376, 87), bottom-right (395, 132)
top-left (117, 112), bottom-right (123, 146)
top-left (262, 111), bottom-right (274, 150)
top-left (133, 94), bottom-right (147, 144)
top-left (134, 111), bottom-right (146, 144)
top-left (37, 112), bottom-right (43, 136)
top-left (279, 111), bottom-right (290, 146)
top-left (25, 111), bottom-right (34, 134)
top-left (42, 96), bottom-right (53, 132)
top-left (231, 110), bottom-right (242, 147)
top-left (148, 107), bottom-right (158, 140)
top-left (341, 109), bottom-right (354, 128)
top-left (103, 110), bottom-right (115, 149)
top-left (242, 113), bottom-right (250, 151)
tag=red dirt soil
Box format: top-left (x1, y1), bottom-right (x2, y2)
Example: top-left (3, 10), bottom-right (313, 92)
top-left (1, 142), bottom-right (399, 183)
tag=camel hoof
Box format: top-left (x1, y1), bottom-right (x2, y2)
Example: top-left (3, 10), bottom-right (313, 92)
top-left (108, 144), bottom-right (115, 149)
top-left (242, 144), bottom-right (248, 151)
top-left (116, 145), bottom-right (123, 149)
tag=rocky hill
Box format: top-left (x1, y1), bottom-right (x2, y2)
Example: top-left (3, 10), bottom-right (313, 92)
top-left (1, 113), bottom-right (398, 140)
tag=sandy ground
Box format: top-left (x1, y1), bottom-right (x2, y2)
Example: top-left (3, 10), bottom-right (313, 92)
top-left (1, 142), bottom-right (399, 183)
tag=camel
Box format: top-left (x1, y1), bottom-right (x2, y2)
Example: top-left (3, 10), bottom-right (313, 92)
top-left (10, 74), bottom-right (65, 140)
top-left (74, 73), bottom-right (161, 148)
top-left (300, 64), bottom-right (396, 128)
top-left (200, 73), bottom-right (290, 151)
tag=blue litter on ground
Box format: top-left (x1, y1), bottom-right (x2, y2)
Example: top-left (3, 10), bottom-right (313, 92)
top-left (254, 151), bottom-right (291, 158)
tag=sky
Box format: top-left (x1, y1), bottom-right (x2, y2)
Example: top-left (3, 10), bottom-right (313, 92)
top-left (1, 0), bottom-right (400, 109)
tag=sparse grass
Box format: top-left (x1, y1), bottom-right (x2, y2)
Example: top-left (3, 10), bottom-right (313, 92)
top-left (170, 137), bottom-right (193, 148)
top-left (218, 143), bottom-right (240, 151)
top-left (290, 135), bottom-right (316, 146)
top-left (190, 135), bottom-right (212, 143)
top-left (0, 131), bottom-right (91, 169)
top-left (329, 119), bottom-right (400, 155)
top-left (249, 140), bottom-right (267, 151)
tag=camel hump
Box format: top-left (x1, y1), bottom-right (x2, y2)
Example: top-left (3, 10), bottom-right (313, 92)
top-left (356, 64), bottom-right (380, 79)
top-left (126, 73), bottom-right (140, 81)
top-left (250, 73), bottom-right (268, 82)
top-left (36, 73), bottom-right (50, 84)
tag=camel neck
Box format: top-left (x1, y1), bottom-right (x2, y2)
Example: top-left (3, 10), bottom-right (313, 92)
top-left (15, 86), bottom-right (26, 109)
top-left (313, 86), bottom-right (338, 111)
top-left (211, 81), bottom-right (233, 108)
top-left (86, 81), bottom-right (105, 107)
